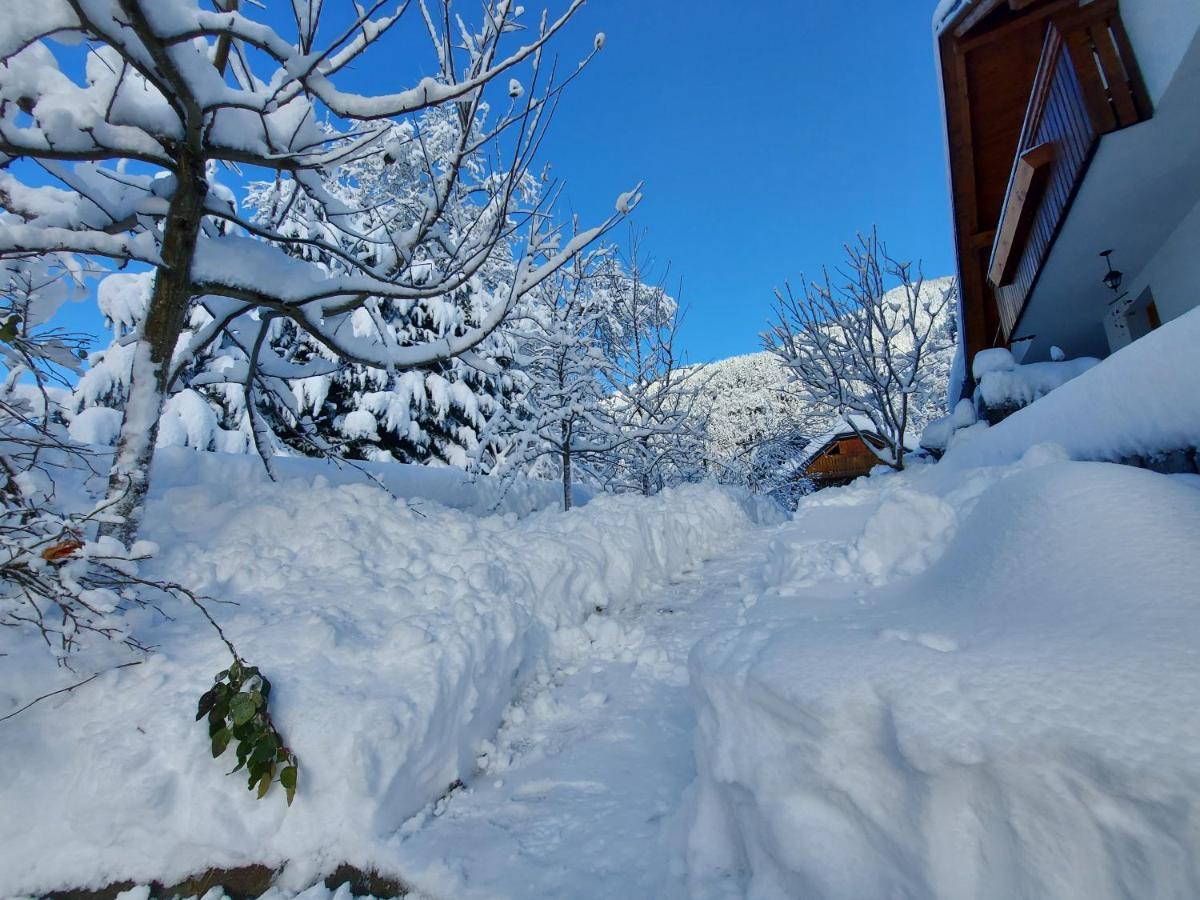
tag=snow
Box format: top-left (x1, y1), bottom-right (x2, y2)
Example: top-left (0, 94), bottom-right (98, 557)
top-left (686, 447), bottom-right (1200, 899)
top-left (972, 348), bottom-right (1099, 412)
top-left (0, 450), bottom-right (771, 896)
top-left (970, 346), bottom-right (1016, 378)
top-left (687, 350), bottom-right (818, 466)
top-left (932, 0), bottom-right (970, 35)
top-left (948, 305), bottom-right (1200, 467)
top-left (4, 308), bottom-right (1199, 898)
top-left (68, 405), bottom-right (123, 446)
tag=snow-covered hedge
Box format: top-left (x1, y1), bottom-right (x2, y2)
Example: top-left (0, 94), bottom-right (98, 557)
top-left (685, 449), bottom-right (1200, 898)
top-left (0, 453), bottom-right (767, 895)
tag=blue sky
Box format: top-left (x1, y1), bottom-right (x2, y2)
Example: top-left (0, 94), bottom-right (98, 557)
top-left (541, 0), bottom-right (956, 362)
top-left (49, 1), bottom-right (953, 367)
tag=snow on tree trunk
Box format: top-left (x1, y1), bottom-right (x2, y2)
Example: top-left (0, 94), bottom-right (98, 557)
top-left (561, 423), bottom-right (573, 512)
top-left (102, 156), bottom-right (208, 543)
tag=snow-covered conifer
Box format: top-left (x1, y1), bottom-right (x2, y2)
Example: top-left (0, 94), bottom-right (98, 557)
top-left (0, 0), bottom-right (633, 540)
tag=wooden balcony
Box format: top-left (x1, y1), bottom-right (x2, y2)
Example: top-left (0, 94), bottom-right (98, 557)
top-left (805, 437), bottom-right (883, 486)
top-left (987, 0), bottom-right (1151, 340)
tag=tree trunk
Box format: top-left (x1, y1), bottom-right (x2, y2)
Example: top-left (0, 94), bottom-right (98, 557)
top-left (101, 152), bottom-right (208, 544)
top-left (560, 421), bottom-right (573, 512)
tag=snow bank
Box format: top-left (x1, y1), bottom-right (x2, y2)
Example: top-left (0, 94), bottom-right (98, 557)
top-left (946, 306), bottom-right (1200, 467)
top-left (687, 452), bottom-right (1200, 899)
top-left (0, 453), bottom-right (763, 895)
top-left (979, 357), bottom-right (1100, 408)
top-left (148, 446), bottom-right (587, 519)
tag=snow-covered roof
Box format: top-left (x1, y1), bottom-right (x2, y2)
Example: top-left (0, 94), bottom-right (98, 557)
top-left (796, 415), bottom-right (884, 469)
top-left (932, 0), bottom-right (972, 35)
top-left (797, 414), bottom-right (925, 470)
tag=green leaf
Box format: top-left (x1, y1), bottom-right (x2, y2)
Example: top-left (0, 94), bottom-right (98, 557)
top-left (249, 690), bottom-right (264, 709)
top-left (256, 769), bottom-right (273, 799)
top-left (260, 677), bottom-right (272, 701)
top-left (211, 728), bottom-right (231, 758)
top-left (280, 766), bottom-right (297, 806)
top-left (214, 669), bottom-right (229, 683)
top-left (196, 688), bottom-right (217, 721)
top-left (228, 661), bottom-right (243, 682)
top-left (230, 694), bottom-right (256, 726)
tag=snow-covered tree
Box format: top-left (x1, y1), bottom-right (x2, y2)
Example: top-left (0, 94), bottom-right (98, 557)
top-left (1, 0), bottom-right (632, 541)
top-left (766, 231), bottom-right (957, 470)
top-left (0, 254), bottom-right (203, 662)
top-left (595, 231), bottom-right (709, 495)
top-left (497, 245), bottom-right (627, 510)
top-left (72, 105), bottom-right (534, 471)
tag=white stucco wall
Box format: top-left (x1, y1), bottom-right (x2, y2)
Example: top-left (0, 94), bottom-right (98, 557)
top-left (1121, 0), bottom-right (1200, 104)
top-left (1106, 195), bottom-right (1200, 352)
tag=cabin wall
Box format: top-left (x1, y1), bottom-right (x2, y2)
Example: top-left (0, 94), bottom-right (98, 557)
top-left (805, 437), bottom-right (883, 486)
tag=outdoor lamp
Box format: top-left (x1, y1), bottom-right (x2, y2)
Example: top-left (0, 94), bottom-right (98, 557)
top-left (1100, 250), bottom-right (1123, 294)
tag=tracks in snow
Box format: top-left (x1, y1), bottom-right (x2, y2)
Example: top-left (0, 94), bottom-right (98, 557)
top-left (387, 528), bottom-right (778, 900)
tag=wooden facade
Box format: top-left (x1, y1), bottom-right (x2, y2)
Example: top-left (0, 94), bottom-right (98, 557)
top-left (803, 433), bottom-right (887, 489)
top-left (938, 0), bottom-right (1151, 380)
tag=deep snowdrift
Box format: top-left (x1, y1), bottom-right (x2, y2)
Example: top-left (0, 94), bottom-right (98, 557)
top-left (944, 306), bottom-right (1200, 467)
top-left (686, 450), bottom-right (1200, 899)
top-left (0, 451), bottom-right (774, 895)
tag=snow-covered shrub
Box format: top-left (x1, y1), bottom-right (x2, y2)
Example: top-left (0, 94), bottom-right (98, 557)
top-left (919, 397), bottom-right (978, 456)
top-left (972, 348), bottom-right (1100, 424)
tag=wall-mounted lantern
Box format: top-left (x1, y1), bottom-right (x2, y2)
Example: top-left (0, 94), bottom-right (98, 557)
top-left (1101, 249), bottom-right (1132, 331)
top-left (1100, 249), bottom-right (1124, 295)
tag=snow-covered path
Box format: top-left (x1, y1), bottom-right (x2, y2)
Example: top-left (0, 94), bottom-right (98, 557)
top-left (389, 526), bottom-right (787, 899)
top-left (389, 498), bottom-right (877, 900)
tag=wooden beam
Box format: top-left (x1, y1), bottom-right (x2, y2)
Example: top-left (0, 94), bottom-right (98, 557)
top-left (1108, 15), bottom-right (1153, 120)
top-left (1089, 20), bottom-right (1138, 125)
top-left (988, 142), bottom-right (1055, 288)
top-left (1064, 26), bottom-right (1117, 132)
top-left (954, 0), bottom-right (1007, 38)
top-left (970, 228), bottom-right (998, 249)
top-left (958, 0), bottom-right (1076, 53)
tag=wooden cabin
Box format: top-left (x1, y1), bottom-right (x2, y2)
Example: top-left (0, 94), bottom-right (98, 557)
top-left (935, 0), bottom-right (1200, 390)
top-left (801, 426), bottom-right (890, 490)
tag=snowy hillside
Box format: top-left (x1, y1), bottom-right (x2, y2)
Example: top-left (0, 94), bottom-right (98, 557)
top-left (692, 276), bottom-right (959, 471)
top-left (689, 351), bottom-right (815, 465)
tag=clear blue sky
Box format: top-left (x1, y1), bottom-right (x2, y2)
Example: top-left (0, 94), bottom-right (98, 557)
top-left (51, 1), bottom-right (953, 366)
top-left (541, 0), bottom-right (955, 362)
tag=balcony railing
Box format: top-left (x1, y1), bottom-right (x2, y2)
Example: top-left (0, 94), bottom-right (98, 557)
top-left (987, 0), bottom-right (1151, 340)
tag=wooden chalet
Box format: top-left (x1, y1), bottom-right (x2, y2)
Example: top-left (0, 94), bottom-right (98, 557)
top-left (935, 0), bottom-right (1200, 388)
top-left (800, 421), bottom-right (892, 490)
